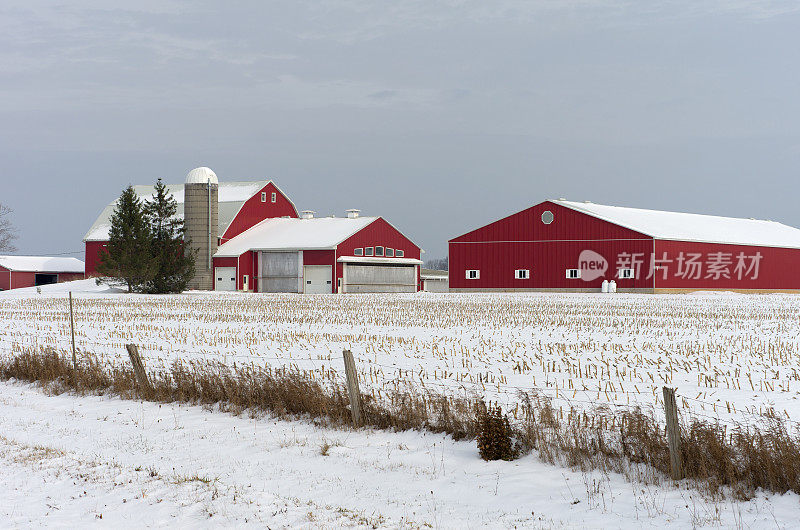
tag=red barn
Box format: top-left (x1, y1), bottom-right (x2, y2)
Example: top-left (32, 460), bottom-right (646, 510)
top-left (213, 210), bottom-right (422, 293)
top-left (449, 199), bottom-right (800, 293)
top-left (84, 180), bottom-right (298, 276)
top-left (0, 256), bottom-right (85, 291)
top-left (84, 168), bottom-right (423, 293)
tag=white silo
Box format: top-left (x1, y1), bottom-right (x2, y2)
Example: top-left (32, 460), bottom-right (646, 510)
top-left (184, 167), bottom-right (219, 290)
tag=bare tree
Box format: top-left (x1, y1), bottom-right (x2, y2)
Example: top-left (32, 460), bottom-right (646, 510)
top-left (0, 203), bottom-right (18, 253)
top-left (425, 256), bottom-right (448, 271)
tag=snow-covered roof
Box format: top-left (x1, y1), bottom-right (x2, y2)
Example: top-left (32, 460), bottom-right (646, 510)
top-left (215, 216), bottom-right (377, 257)
top-left (553, 200), bottom-right (800, 249)
top-left (0, 256), bottom-right (85, 273)
top-left (84, 181), bottom-right (270, 241)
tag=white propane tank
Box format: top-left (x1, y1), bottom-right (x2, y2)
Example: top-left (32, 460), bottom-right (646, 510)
top-left (609, 280), bottom-right (617, 293)
top-left (601, 279), bottom-right (609, 293)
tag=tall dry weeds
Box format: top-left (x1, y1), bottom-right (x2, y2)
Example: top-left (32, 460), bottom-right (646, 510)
top-left (1, 348), bottom-right (799, 499)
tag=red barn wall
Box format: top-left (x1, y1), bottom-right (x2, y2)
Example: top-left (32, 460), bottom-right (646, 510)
top-left (11, 272), bottom-right (35, 289)
top-left (449, 201), bottom-right (653, 291)
top-left (84, 241), bottom-right (108, 276)
top-left (0, 266), bottom-right (10, 290)
top-left (449, 239), bottom-right (655, 290)
top-left (221, 183), bottom-right (298, 243)
top-left (336, 218), bottom-right (422, 290)
top-left (653, 240), bottom-right (800, 291)
top-left (452, 201), bottom-right (650, 244)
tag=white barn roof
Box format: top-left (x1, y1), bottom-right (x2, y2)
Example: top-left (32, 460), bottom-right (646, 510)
top-left (0, 256), bottom-right (85, 273)
top-left (553, 200), bottom-right (800, 249)
top-left (215, 216), bottom-right (377, 257)
top-left (84, 181), bottom-right (282, 241)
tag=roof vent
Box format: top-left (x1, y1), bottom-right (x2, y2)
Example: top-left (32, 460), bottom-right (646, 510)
top-left (346, 209), bottom-right (360, 219)
top-left (300, 210), bottom-right (315, 219)
top-left (583, 200), bottom-right (592, 204)
top-left (558, 197), bottom-right (566, 201)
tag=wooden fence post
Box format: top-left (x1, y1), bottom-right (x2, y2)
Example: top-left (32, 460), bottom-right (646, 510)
top-left (342, 350), bottom-right (363, 427)
top-left (126, 344), bottom-right (152, 394)
top-left (662, 386), bottom-right (683, 480)
top-left (69, 292), bottom-right (77, 371)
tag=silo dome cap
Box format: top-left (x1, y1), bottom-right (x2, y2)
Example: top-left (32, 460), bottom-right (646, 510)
top-left (185, 167), bottom-right (218, 184)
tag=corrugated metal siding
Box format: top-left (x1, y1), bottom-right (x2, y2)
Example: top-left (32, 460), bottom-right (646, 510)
top-left (84, 241), bottom-right (107, 276)
top-left (0, 266), bottom-right (9, 290)
top-left (654, 240), bottom-right (800, 290)
top-left (336, 217), bottom-right (422, 291)
top-left (451, 202), bottom-right (651, 243)
top-left (449, 201), bottom-right (654, 290)
top-left (337, 218), bottom-right (421, 260)
top-left (450, 239), bottom-right (654, 290)
top-left (221, 183), bottom-right (299, 242)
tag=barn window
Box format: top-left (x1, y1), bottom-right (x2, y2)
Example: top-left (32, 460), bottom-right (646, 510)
top-left (541, 210), bottom-right (554, 225)
top-left (466, 269), bottom-right (480, 280)
top-left (396, 249), bottom-right (404, 257)
top-left (261, 192), bottom-right (267, 202)
top-left (566, 269), bottom-right (581, 279)
top-left (271, 192), bottom-right (277, 203)
top-left (618, 268), bottom-right (635, 279)
top-left (386, 248), bottom-right (395, 257)
top-left (354, 248), bottom-right (364, 256)
top-left (365, 247), bottom-right (374, 256)
top-left (375, 246), bottom-right (384, 257)
top-left (515, 269), bottom-right (530, 279)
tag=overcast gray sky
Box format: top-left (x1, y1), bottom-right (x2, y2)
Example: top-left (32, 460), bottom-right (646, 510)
top-left (2, 1), bottom-right (799, 260)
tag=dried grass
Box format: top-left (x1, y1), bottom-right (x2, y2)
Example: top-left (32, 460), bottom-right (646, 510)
top-left (2, 348), bottom-right (799, 499)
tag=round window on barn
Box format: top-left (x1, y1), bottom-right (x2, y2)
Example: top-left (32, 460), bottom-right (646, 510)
top-left (541, 210), bottom-right (554, 225)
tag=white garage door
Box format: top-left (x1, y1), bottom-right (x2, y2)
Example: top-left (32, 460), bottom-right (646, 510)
top-left (214, 267), bottom-right (237, 291)
top-left (303, 265), bottom-right (332, 294)
top-left (345, 265), bottom-right (416, 293)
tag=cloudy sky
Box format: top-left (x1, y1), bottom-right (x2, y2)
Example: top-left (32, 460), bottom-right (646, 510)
top-left (2, 1), bottom-right (799, 259)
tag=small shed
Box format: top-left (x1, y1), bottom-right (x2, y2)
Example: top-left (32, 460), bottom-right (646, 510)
top-left (421, 269), bottom-right (449, 292)
top-left (0, 256), bottom-right (85, 291)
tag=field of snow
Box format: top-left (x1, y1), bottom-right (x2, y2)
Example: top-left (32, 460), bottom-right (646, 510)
top-left (2, 379), bottom-right (799, 528)
top-left (3, 279), bottom-right (800, 527)
top-left (2, 279), bottom-right (800, 429)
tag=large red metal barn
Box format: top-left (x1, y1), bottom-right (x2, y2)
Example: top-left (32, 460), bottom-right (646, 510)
top-left (449, 199), bottom-right (800, 293)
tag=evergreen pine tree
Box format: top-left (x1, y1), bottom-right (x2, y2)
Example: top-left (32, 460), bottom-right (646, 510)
top-left (96, 186), bottom-right (157, 293)
top-left (144, 179), bottom-right (196, 293)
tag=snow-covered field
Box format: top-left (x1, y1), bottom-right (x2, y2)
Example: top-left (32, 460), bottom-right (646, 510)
top-left (2, 279), bottom-right (800, 527)
top-left (2, 279), bottom-right (800, 428)
top-left (2, 380), bottom-right (799, 528)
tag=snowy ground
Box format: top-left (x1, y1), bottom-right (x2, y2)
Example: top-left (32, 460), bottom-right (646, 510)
top-left (2, 279), bottom-right (800, 428)
top-left (2, 380), bottom-right (798, 528)
top-left (2, 280), bottom-right (800, 526)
